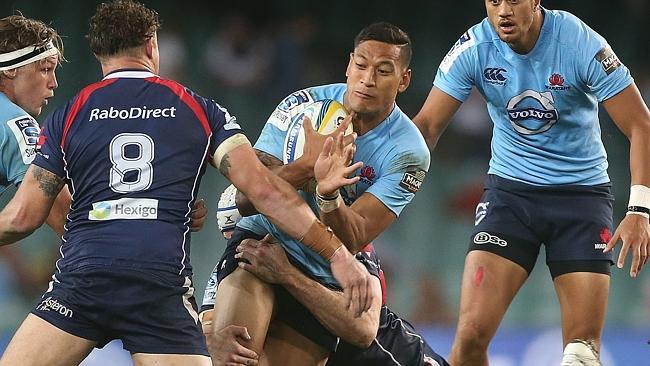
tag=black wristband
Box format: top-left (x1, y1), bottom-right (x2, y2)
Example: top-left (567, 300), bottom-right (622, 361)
top-left (628, 206), bottom-right (650, 214)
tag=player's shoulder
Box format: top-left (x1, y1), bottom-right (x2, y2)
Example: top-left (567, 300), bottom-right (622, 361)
top-left (0, 93), bottom-right (30, 123)
top-left (439, 19), bottom-right (495, 73)
top-left (546, 9), bottom-right (606, 52)
top-left (385, 107), bottom-right (430, 170)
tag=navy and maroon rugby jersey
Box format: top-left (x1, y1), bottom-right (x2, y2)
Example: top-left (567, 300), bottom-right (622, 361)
top-left (34, 69), bottom-right (243, 276)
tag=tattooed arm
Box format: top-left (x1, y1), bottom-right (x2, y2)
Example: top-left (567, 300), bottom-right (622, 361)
top-left (0, 165), bottom-right (64, 245)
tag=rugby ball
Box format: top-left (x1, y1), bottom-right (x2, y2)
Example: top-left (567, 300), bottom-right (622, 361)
top-left (282, 99), bottom-right (352, 164)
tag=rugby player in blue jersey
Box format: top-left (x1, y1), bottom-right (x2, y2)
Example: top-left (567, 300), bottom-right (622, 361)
top-left (0, 14), bottom-right (71, 236)
top-left (413, 1), bottom-right (650, 365)
top-left (205, 22), bottom-right (433, 366)
top-left (0, 1), bottom-right (373, 365)
top-left (201, 185), bottom-right (449, 366)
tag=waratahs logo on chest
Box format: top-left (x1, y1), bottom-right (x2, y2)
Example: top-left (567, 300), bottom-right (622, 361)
top-left (506, 90), bottom-right (559, 135)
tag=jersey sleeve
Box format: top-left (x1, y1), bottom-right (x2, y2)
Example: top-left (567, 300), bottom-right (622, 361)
top-left (33, 107), bottom-right (66, 178)
top-left (202, 99), bottom-right (246, 157)
top-left (433, 30), bottom-right (477, 102)
top-left (365, 147), bottom-right (430, 216)
top-left (1, 115), bottom-right (40, 185)
top-left (579, 29), bottom-right (633, 102)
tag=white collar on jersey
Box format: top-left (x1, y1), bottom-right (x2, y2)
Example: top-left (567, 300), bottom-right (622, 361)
top-left (0, 41), bottom-right (59, 71)
top-left (103, 70), bottom-right (157, 80)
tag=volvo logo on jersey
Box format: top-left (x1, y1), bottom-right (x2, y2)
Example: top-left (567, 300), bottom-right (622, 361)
top-left (506, 90), bottom-right (559, 135)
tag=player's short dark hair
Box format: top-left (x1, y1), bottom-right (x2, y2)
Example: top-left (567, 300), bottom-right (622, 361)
top-left (0, 13), bottom-right (64, 59)
top-left (354, 22), bottom-right (412, 68)
top-left (87, 0), bottom-right (161, 57)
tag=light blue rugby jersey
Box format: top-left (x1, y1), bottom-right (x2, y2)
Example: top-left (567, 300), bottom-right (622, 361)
top-left (434, 8), bottom-right (633, 185)
top-left (0, 93), bottom-right (40, 195)
top-left (238, 83), bottom-right (430, 286)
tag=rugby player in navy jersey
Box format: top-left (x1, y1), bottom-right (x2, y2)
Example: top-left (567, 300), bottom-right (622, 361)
top-left (0, 1), bottom-right (373, 366)
top-left (0, 14), bottom-right (71, 236)
top-left (413, 1), bottom-right (650, 365)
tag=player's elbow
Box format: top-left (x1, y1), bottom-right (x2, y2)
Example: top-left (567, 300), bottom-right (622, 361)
top-left (344, 315), bottom-right (378, 348)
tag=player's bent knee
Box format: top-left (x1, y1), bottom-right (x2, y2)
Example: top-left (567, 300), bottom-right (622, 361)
top-left (561, 340), bottom-right (602, 366)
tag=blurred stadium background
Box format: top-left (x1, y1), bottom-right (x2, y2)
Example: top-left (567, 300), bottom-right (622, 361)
top-left (1, 0), bottom-right (649, 364)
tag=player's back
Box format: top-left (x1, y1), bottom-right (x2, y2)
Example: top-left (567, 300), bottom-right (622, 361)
top-left (35, 70), bottom-right (228, 275)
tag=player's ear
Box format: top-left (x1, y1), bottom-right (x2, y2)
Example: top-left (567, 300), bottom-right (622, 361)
top-left (144, 32), bottom-right (159, 61)
top-left (398, 68), bottom-right (411, 93)
top-left (1, 69), bottom-right (17, 80)
top-left (345, 52), bottom-right (354, 78)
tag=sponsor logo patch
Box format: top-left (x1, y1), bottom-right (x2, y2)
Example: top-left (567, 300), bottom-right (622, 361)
top-left (545, 73), bottom-right (571, 91)
top-left (89, 106), bottom-right (176, 121)
top-left (475, 202), bottom-right (490, 226)
top-left (440, 31), bottom-right (475, 74)
top-left (594, 227), bottom-right (612, 249)
top-left (473, 232), bottom-right (508, 247)
top-left (278, 90), bottom-right (312, 111)
top-left (88, 198), bottom-right (158, 220)
top-left (6, 116), bottom-right (40, 164)
top-left (483, 68), bottom-right (507, 85)
top-left (399, 168), bottom-right (426, 193)
top-left (36, 296), bottom-right (73, 318)
top-left (506, 90), bottom-right (559, 135)
top-left (595, 46), bottom-right (621, 75)
top-left (360, 166), bottom-right (376, 184)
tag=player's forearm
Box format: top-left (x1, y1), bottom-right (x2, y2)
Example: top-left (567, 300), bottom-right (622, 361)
top-left (320, 205), bottom-right (370, 253)
top-left (628, 123), bottom-right (650, 186)
top-left (281, 267), bottom-right (379, 348)
top-left (236, 161), bottom-right (312, 217)
top-left (0, 206), bottom-right (37, 245)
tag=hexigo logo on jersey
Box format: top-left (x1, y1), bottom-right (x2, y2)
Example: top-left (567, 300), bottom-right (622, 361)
top-left (89, 197), bottom-right (158, 220)
top-left (507, 90), bottom-right (559, 135)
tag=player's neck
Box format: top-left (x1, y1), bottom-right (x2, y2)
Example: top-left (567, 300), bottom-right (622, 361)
top-left (508, 10), bottom-right (544, 54)
top-left (100, 56), bottom-right (157, 77)
top-left (352, 108), bottom-right (390, 136)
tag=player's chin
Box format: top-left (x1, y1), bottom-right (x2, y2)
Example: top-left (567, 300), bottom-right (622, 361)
top-left (348, 99), bottom-right (377, 115)
top-left (497, 31), bottom-right (519, 44)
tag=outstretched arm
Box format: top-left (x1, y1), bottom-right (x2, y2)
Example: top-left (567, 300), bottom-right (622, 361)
top-left (603, 83), bottom-right (650, 277)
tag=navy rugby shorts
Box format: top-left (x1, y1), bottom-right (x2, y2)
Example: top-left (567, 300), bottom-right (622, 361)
top-left (32, 265), bottom-right (208, 355)
top-left (469, 174), bottom-right (614, 277)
